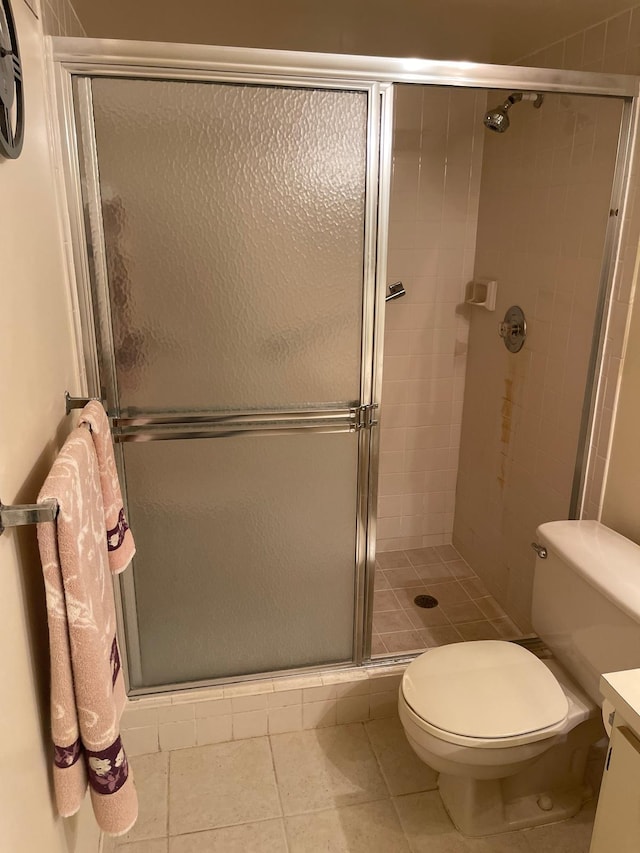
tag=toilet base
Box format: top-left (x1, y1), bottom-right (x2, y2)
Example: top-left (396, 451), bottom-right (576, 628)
top-left (439, 773), bottom-right (586, 836)
top-left (438, 716), bottom-right (602, 836)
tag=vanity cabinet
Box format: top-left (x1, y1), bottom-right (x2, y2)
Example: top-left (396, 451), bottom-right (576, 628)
top-left (589, 723), bottom-right (640, 852)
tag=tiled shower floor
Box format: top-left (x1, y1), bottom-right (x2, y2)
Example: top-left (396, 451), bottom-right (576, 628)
top-left (373, 545), bottom-right (525, 656)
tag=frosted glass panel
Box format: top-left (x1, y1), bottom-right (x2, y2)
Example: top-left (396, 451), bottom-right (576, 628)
top-left (123, 432), bottom-right (358, 687)
top-left (91, 78), bottom-right (367, 414)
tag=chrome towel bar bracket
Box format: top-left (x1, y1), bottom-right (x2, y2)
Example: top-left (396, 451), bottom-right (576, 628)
top-left (65, 391), bottom-right (104, 415)
top-left (0, 498), bottom-right (57, 535)
top-left (0, 392), bottom-right (104, 535)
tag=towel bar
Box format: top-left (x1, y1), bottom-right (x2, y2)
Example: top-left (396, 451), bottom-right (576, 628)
top-left (65, 391), bottom-right (104, 415)
top-left (1, 406), bottom-right (99, 535)
top-left (0, 499), bottom-right (58, 535)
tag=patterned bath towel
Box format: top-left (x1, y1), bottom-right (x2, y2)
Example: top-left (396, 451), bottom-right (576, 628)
top-left (37, 421), bottom-right (137, 835)
top-left (79, 401), bottom-right (135, 574)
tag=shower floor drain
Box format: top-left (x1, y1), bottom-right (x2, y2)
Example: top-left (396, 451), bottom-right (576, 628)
top-left (414, 594), bottom-right (438, 609)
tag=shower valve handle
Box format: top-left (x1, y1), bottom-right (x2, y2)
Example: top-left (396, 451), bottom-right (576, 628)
top-left (498, 321), bottom-right (524, 339)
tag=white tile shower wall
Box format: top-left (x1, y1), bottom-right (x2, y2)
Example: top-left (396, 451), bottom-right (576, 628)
top-left (377, 85), bottom-right (486, 552)
top-left (119, 666), bottom-right (405, 756)
top-left (514, 7), bottom-right (640, 525)
top-left (454, 90), bottom-right (623, 630)
top-left (40, 0), bottom-right (85, 36)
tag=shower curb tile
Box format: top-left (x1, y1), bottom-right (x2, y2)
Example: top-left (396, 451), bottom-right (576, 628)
top-left (369, 692), bottom-right (399, 719)
top-left (368, 673), bottom-right (403, 692)
top-left (196, 715), bottom-right (232, 746)
top-left (194, 698), bottom-right (233, 718)
top-left (224, 681), bottom-right (274, 698)
top-left (172, 686), bottom-right (225, 705)
top-left (231, 693), bottom-right (268, 713)
top-left (121, 706), bottom-right (159, 729)
top-left (159, 720), bottom-right (196, 752)
top-left (232, 709), bottom-right (268, 740)
top-left (322, 669), bottom-right (369, 686)
top-left (122, 725), bottom-right (160, 756)
top-left (367, 663), bottom-right (406, 678)
top-left (157, 704), bottom-right (195, 724)
top-left (303, 684), bottom-right (337, 703)
top-left (272, 674), bottom-right (323, 691)
top-left (125, 694), bottom-right (172, 709)
top-left (302, 699), bottom-right (337, 729)
top-left (337, 695), bottom-right (370, 724)
top-left (268, 689), bottom-right (303, 708)
top-left (335, 679), bottom-right (371, 698)
top-left (119, 665), bottom-right (411, 747)
top-left (268, 705), bottom-right (304, 734)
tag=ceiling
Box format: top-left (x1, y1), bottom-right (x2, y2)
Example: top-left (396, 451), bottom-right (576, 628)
top-left (70, 0), bottom-right (636, 64)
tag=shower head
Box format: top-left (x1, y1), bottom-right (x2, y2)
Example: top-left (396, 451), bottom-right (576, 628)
top-left (483, 92), bottom-right (544, 133)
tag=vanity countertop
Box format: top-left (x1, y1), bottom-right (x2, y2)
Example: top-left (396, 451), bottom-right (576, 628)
top-left (600, 669), bottom-right (640, 734)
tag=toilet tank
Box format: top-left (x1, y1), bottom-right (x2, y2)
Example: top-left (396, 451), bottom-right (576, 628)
top-left (532, 520), bottom-right (640, 705)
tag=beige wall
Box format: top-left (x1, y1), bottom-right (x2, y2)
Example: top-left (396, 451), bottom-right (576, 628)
top-left (449, 4), bottom-right (640, 628)
top-left (0, 1), bottom-right (98, 851)
top-left (377, 85), bottom-right (484, 552)
top-left (453, 91), bottom-right (622, 629)
top-left (68, 0), bottom-right (638, 66)
top-left (516, 7), bottom-right (640, 545)
top-left (602, 284), bottom-right (640, 543)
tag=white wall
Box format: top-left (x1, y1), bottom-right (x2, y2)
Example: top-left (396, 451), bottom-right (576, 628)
top-left (0, 1), bottom-right (98, 850)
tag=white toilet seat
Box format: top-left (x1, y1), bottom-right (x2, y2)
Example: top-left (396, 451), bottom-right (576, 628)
top-left (399, 688), bottom-right (569, 751)
top-left (401, 640), bottom-right (570, 749)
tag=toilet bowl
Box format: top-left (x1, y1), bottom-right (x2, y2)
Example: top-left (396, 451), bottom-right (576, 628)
top-left (397, 521), bottom-right (640, 837)
top-left (398, 641), bottom-right (601, 835)
top-left (398, 641), bottom-right (593, 780)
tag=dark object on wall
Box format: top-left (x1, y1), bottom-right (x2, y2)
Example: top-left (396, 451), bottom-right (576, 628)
top-left (0, 0), bottom-right (24, 158)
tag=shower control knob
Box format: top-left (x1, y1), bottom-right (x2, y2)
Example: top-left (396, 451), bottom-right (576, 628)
top-left (498, 305), bottom-right (527, 353)
top-left (498, 321), bottom-right (523, 338)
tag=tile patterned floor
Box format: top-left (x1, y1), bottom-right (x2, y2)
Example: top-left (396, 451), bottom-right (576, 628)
top-left (105, 718), bottom-right (597, 853)
top-left (372, 545), bottom-right (525, 656)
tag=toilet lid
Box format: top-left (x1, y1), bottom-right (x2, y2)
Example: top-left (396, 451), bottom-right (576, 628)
top-left (402, 641), bottom-right (569, 739)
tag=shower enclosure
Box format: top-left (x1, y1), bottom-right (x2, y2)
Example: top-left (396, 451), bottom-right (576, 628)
top-left (52, 39), bottom-right (638, 694)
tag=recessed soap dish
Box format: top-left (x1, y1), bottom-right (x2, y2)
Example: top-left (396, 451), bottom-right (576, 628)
top-left (465, 279), bottom-right (497, 311)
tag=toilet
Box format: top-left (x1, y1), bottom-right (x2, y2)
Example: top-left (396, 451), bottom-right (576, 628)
top-left (398, 520), bottom-right (640, 837)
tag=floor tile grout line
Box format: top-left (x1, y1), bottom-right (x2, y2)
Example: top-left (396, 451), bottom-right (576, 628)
top-left (389, 792), bottom-right (419, 853)
top-left (362, 718), bottom-right (395, 801)
top-left (166, 749), bottom-right (171, 841)
top-left (267, 733), bottom-right (290, 852)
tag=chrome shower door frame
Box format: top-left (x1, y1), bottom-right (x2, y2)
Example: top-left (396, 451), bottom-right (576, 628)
top-left (54, 46), bottom-right (393, 692)
top-left (50, 37), bottom-right (640, 693)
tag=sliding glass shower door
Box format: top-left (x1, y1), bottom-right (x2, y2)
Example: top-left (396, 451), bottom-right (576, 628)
top-left (75, 75), bottom-right (383, 689)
